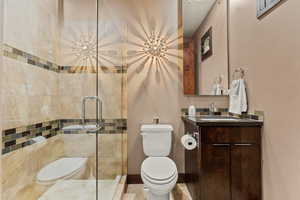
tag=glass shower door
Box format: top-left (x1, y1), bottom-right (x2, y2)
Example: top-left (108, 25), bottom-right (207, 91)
top-left (1, 0), bottom-right (124, 199)
top-left (59, 0), bottom-right (125, 199)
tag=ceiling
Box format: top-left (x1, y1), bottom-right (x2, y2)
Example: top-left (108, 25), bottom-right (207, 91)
top-left (183, 0), bottom-right (217, 37)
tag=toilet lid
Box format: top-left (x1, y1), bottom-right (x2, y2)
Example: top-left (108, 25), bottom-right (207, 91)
top-left (141, 157), bottom-right (177, 181)
top-left (37, 158), bottom-right (87, 183)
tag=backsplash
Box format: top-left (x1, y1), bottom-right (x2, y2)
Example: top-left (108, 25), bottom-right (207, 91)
top-left (2, 118), bottom-right (127, 155)
top-left (181, 107), bottom-right (229, 116)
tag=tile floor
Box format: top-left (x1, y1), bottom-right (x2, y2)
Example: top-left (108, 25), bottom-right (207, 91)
top-left (126, 184), bottom-right (192, 200)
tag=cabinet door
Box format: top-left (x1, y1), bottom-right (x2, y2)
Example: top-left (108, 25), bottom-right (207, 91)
top-left (202, 144), bottom-right (231, 200)
top-left (231, 144), bottom-right (262, 200)
top-left (184, 122), bottom-right (200, 199)
top-left (185, 147), bottom-right (200, 199)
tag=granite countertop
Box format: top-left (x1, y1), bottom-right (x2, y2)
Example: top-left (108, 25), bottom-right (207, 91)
top-left (182, 115), bottom-right (264, 127)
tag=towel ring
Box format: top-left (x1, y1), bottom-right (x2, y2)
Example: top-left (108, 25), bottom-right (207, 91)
top-left (233, 68), bottom-right (245, 80)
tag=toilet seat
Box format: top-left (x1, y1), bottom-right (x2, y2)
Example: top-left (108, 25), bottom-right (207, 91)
top-left (37, 157), bottom-right (87, 185)
top-left (141, 157), bottom-right (177, 184)
top-left (142, 172), bottom-right (177, 185)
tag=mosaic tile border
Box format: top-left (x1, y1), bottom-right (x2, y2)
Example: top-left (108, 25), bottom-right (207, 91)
top-left (60, 118), bottom-right (127, 134)
top-left (2, 118), bottom-right (127, 155)
top-left (3, 44), bottom-right (60, 72)
top-left (3, 44), bottom-right (127, 74)
top-left (2, 120), bottom-right (61, 154)
top-left (59, 65), bottom-right (127, 74)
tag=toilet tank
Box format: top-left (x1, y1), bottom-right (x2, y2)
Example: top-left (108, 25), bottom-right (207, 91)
top-left (140, 124), bottom-right (173, 157)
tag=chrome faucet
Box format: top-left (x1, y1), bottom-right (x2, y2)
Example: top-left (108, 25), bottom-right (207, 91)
top-left (81, 96), bottom-right (103, 132)
top-left (209, 102), bottom-right (218, 114)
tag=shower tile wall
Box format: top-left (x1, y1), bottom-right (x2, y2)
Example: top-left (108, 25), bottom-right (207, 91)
top-left (1, 1), bottom-right (61, 199)
top-left (58, 72), bottom-right (124, 119)
top-left (2, 0), bottom-right (60, 130)
top-left (3, 0), bottom-right (59, 63)
top-left (2, 136), bottom-right (65, 200)
top-left (2, 133), bottom-right (126, 200)
top-left (1, 0), bottom-right (128, 200)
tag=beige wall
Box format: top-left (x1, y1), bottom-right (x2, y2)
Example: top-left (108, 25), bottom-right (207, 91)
top-left (0, 0), bottom-right (3, 196)
top-left (127, 0), bottom-right (229, 175)
top-left (193, 0), bottom-right (229, 95)
top-left (229, 0), bottom-right (300, 199)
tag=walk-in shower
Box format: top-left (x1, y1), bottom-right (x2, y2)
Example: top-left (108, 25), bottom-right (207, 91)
top-left (1, 0), bottom-right (127, 199)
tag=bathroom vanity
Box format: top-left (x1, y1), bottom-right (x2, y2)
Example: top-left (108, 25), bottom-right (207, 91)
top-left (182, 116), bottom-right (263, 200)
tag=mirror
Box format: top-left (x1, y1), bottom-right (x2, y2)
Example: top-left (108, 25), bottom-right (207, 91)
top-left (182, 0), bottom-right (229, 96)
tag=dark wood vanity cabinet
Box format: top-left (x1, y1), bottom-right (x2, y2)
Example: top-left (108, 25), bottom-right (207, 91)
top-left (184, 123), bottom-right (262, 200)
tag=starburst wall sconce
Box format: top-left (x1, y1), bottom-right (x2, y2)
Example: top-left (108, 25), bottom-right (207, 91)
top-left (71, 35), bottom-right (97, 63)
top-left (142, 31), bottom-right (168, 60)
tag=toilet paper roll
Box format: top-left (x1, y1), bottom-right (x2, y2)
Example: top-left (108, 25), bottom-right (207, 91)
top-left (181, 135), bottom-right (197, 150)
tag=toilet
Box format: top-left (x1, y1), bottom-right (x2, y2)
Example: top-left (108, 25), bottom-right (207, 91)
top-left (37, 157), bottom-right (88, 186)
top-left (140, 124), bottom-right (178, 200)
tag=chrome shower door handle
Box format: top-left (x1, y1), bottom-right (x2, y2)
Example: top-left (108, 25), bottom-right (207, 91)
top-left (81, 96), bottom-right (103, 132)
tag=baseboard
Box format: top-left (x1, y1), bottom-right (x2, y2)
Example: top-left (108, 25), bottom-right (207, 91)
top-left (127, 173), bottom-right (185, 184)
top-left (127, 174), bottom-right (142, 184)
top-left (177, 173), bottom-right (186, 183)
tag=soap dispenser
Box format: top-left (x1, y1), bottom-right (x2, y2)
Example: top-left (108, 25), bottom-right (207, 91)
top-left (188, 105), bottom-right (196, 117)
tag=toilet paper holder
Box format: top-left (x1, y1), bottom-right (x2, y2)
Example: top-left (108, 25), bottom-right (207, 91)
top-left (189, 132), bottom-right (200, 147)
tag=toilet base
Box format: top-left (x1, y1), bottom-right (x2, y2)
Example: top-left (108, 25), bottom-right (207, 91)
top-left (144, 187), bottom-right (170, 200)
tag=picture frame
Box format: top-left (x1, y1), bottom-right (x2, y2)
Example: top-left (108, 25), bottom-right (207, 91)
top-left (201, 27), bottom-right (213, 61)
top-left (257, 0), bottom-right (282, 18)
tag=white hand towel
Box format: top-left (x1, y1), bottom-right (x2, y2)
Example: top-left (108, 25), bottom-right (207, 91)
top-left (211, 84), bottom-right (222, 95)
top-left (229, 79), bottom-right (247, 115)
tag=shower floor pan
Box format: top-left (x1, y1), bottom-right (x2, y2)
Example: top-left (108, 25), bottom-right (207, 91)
top-left (38, 176), bottom-right (120, 200)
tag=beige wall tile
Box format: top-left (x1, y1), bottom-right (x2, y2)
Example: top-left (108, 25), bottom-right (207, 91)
top-left (2, 136), bottom-right (64, 200)
top-left (3, 0), bottom-right (59, 63)
top-left (59, 96), bottom-right (82, 119)
top-left (2, 95), bottom-right (29, 129)
top-left (62, 134), bottom-right (124, 179)
top-left (122, 133), bottom-right (128, 174)
top-left (98, 156), bottom-right (123, 179)
top-left (2, 57), bottom-right (28, 96)
top-left (58, 73), bottom-right (123, 119)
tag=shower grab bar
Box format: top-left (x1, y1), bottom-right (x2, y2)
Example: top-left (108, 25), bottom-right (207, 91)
top-left (81, 96), bottom-right (103, 133)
